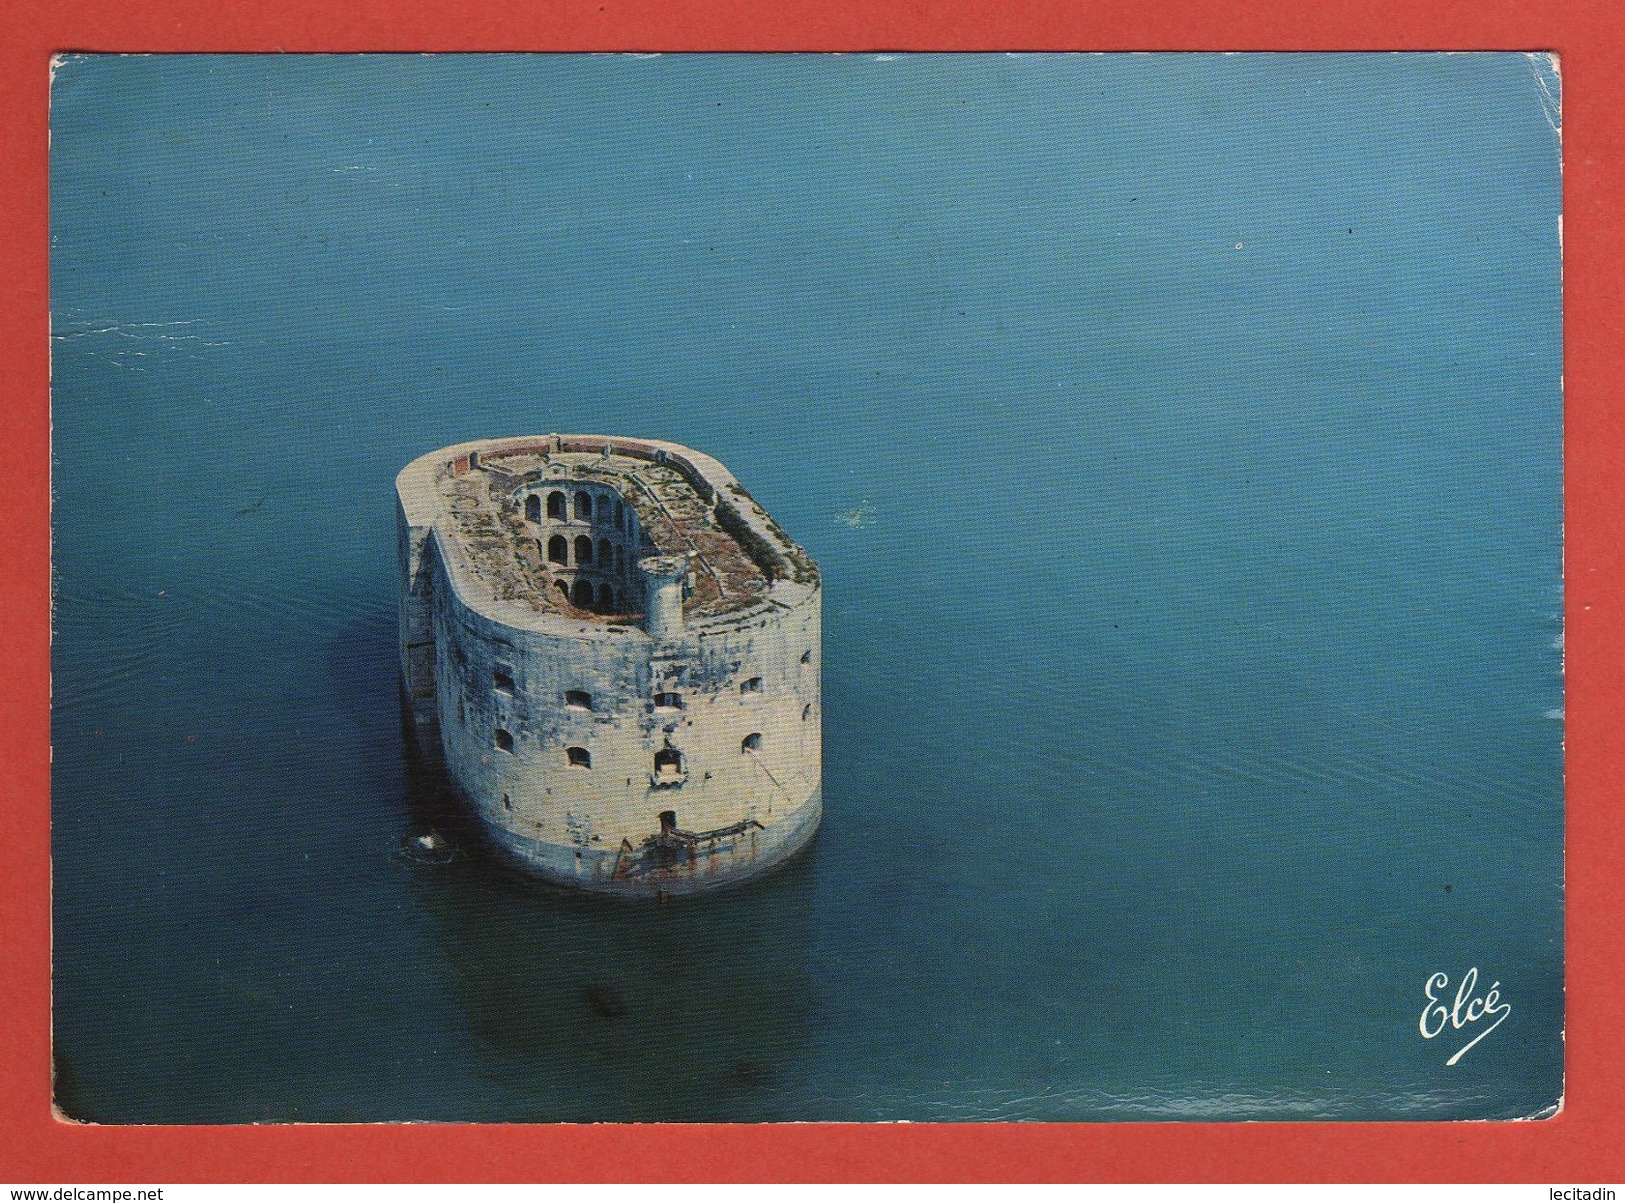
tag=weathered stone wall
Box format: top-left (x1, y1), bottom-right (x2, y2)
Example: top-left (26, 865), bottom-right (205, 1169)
top-left (397, 494), bottom-right (442, 769)
top-left (429, 542), bottom-right (819, 872)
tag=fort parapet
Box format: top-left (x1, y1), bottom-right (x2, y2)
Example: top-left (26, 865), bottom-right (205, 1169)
top-left (396, 435), bottom-right (821, 897)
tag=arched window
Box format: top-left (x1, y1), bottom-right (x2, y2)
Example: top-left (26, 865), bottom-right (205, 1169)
top-left (555, 581), bottom-right (569, 600)
top-left (654, 748), bottom-right (683, 778)
top-left (575, 535), bottom-right (593, 564)
top-left (598, 581), bottom-right (616, 612)
top-left (566, 746), bottom-right (591, 768)
top-left (598, 538), bottom-right (612, 566)
top-left (742, 732), bottom-right (762, 753)
top-left (802, 704), bottom-right (812, 721)
top-left (614, 546), bottom-right (624, 571)
top-left (654, 692), bottom-right (682, 710)
top-left (572, 579), bottom-right (594, 608)
top-left (547, 535), bottom-right (568, 564)
top-left (740, 677), bottom-right (763, 694)
top-left (494, 728), bottom-right (514, 753)
top-left (565, 690), bottom-right (592, 711)
top-left (574, 492), bottom-right (592, 520)
top-left (525, 493), bottom-right (541, 522)
top-left (547, 491), bottom-right (566, 520)
top-left (493, 665), bottom-right (515, 695)
top-left (615, 498), bottom-right (625, 525)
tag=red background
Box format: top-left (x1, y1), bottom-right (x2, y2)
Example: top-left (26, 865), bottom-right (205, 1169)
top-left (3, 0), bottom-right (1620, 1184)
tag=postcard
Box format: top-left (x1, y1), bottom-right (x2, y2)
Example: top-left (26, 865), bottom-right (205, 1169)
top-left (47, 51), bottom-right (1563, 1125)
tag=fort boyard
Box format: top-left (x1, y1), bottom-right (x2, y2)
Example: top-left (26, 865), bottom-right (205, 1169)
top-left (396, 436), bottom-right (821, 898)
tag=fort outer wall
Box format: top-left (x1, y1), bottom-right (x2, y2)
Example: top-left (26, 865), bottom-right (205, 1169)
top-left (396, 436), bottom-right (822, 897)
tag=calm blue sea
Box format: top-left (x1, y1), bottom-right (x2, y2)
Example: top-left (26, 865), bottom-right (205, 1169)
top-left (49, 53), bottom-right (1563, 1123)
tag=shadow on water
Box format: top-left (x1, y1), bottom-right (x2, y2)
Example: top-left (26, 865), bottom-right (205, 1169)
top-left (399, 723), bottom-right (820, 1123)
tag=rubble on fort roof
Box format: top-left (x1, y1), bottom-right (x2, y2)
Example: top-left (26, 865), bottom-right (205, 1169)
top-left (433, 448), bottom-right (777, 620)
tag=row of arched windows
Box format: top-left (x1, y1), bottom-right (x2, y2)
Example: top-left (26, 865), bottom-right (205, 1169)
top-left (489, 671), bottom-right (813, 707)
top-left (487, 685), bottom-right (689, 711)
top-left (493, 683), bottom-right (807, 722)
top-left (561, 739), bottom-right (763, 769)
top-left (491, 734), bottom-right (765, 765)
top-left (546, 534), bottom-right (626, 572)
top-left (525, 489), bottom-right (632, 533)
top-left (554, 578), bottom-right (623, 613)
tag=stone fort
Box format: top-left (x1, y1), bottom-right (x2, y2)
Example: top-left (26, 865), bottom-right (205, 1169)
top-left (396, 435), bottom-right (821, 897)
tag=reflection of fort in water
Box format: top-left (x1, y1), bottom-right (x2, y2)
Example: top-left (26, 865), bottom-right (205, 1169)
top-left (404, 751), bottom-right (818, 1122)
top-left (397, 436), bottom-right (822, 897)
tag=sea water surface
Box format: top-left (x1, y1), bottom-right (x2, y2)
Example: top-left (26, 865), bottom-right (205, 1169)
top-left (49, 53), bottom-right (1563, 1122)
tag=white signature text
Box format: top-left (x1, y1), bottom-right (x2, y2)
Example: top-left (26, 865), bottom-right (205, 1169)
top-left (1419, 967), bottom-right (1510, 1065)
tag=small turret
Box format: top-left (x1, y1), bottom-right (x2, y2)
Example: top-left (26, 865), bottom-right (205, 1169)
top-left (640, 554), bottom-right (689, 641)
